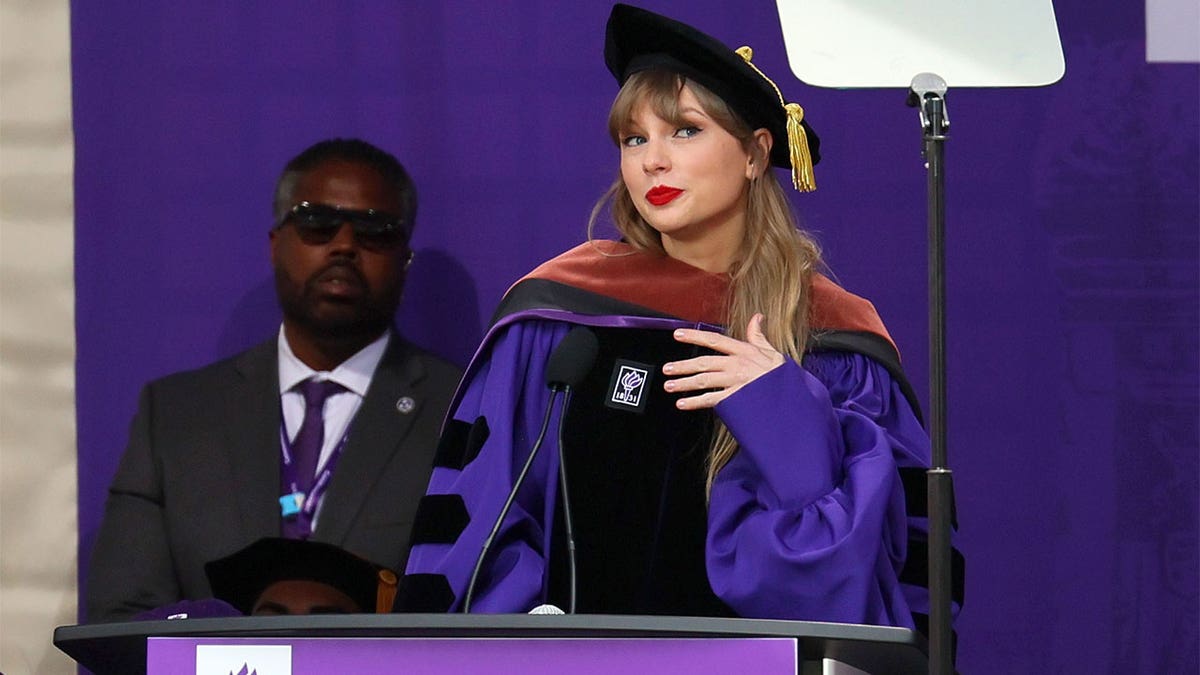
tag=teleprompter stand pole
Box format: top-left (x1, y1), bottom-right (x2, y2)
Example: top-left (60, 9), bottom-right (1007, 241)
top-left (907, 72), bottom-right (955, 675)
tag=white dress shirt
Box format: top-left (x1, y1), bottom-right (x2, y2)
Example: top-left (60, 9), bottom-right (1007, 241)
top-left (277, 326), bottom-right (390, 479)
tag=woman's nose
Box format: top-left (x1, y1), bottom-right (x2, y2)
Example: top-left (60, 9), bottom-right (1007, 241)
top-left (642, 140), bottom-right (670, 173)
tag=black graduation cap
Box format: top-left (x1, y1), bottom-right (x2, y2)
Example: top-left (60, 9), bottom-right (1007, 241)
top-left (604, 3), bottom-right (819, 191)
top-left (204, 537), bottom-right (396, 615)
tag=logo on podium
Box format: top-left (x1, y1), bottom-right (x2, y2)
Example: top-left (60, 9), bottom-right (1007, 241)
top-left (196, 645), bottom-right (291, 675)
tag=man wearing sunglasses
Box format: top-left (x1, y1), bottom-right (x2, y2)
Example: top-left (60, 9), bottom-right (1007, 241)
top-left (87, 139), bottom-right (463, 622)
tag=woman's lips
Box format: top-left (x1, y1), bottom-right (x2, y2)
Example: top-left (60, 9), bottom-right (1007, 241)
top-left (645, 186), bottom-right (684, 206)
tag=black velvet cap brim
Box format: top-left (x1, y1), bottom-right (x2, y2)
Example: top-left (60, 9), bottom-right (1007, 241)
top-left (604, 3), bottom-right (820, 167)
top-left (204, 537), bottom-right (383, 615)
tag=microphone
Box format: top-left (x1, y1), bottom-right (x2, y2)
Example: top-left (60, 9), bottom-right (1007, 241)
top-left (545, 327), bottom-right (598, 614)
top-left (545, 326), bottom-right (599, 391)
top-left (462, 326), bottom-right (599, 613)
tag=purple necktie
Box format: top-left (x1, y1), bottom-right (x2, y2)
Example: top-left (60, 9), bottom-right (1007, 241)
top-left (289, 378), bottom-right (345, 490)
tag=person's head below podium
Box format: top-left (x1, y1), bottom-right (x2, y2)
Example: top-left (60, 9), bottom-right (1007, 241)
top-left (271, 138), bottom-right (417, 371)
top-left (205, 537), bottom-right (397, 615)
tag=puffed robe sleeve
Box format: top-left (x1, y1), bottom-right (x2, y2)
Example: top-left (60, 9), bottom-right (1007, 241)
top-left (707, 350), bottom-right (929, 627)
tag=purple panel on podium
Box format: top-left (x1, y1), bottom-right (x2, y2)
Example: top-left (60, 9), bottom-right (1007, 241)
top-left (148, 636), bottom-right (797, 674)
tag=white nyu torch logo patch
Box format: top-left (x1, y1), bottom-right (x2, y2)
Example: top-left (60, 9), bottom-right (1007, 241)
top-left (606, 360), bottom-right (652, 413)
top-left (613, 366), bottom-right (646, 405)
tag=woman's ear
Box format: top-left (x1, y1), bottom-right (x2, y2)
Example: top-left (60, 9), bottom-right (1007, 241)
top-left (746, 128), bottom-right (773, 179)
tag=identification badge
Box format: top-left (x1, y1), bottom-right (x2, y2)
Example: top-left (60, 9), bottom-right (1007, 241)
top-left (279, 491), bottom-right (305, 517)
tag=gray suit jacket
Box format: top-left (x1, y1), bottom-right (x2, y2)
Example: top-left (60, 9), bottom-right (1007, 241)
top-left (86, 333), bottom-right (462, 622)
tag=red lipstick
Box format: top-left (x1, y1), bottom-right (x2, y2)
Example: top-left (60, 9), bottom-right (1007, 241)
top-left (645, 186), bottom-right (683, 206)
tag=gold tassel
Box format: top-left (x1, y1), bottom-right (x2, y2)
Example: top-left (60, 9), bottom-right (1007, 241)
top-left (735, 46), bottom-right (816, 192)
top-left (785, 103), bottom-right (816, 192)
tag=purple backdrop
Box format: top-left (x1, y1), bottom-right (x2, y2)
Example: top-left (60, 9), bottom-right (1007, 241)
top-left (71, 1), bottom-right (1198, 672)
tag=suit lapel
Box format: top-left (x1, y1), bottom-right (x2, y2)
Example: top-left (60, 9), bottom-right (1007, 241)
top-left (314, 335), bottom-right (426, 544)
top-left (224, 340), bottom-right (284, 541)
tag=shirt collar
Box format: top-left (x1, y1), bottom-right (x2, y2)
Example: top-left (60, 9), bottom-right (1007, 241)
top-left (277, 326), bottom-right (391, 398)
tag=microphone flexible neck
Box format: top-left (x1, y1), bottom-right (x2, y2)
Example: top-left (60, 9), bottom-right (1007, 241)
top-left (555, 387), bottom-right (578, 614)
top-left (462, 388), bottom-right (561, 613)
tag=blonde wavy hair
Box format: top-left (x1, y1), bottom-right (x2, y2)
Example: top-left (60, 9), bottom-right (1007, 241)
top-left (587, 70), bottom-right (825, 494)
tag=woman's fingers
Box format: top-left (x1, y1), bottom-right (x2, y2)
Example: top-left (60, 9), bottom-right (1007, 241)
top-left (671, 327), bottom-right (750, 354)
top-left (663, 315), bottom-right (784, 409)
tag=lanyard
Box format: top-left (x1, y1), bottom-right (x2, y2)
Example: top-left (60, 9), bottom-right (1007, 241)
top-left (278, 422), bottom-right (351, 525)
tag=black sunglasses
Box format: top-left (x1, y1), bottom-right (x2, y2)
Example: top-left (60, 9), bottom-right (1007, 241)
top-left (276, 201), bottom-right (410, 250)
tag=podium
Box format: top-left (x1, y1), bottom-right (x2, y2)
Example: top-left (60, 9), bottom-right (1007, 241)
top-left (54, 614), bottom-right (929, 674)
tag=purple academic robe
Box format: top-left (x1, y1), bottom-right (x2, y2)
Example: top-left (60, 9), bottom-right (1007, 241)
top-left (401, 303), bottom-right (944, 627)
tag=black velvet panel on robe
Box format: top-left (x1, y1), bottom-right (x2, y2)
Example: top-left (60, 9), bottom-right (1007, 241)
top-left (545, 325), bottom-right (735, 617)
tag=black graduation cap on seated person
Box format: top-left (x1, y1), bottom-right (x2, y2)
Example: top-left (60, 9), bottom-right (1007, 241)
top-left (604, 3), bottom-right (820, 192)
top-left (204, 537), bottom-right (397, 615)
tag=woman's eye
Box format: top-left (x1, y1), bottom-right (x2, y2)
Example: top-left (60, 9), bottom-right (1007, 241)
top-left (675, 126), bottom-right (701, 138)
top-left (621, 135), bottom-right (646, 147)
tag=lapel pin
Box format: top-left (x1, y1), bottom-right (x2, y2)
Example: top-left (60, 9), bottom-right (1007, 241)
top-left (396, 396), bottom-right (416, 414)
